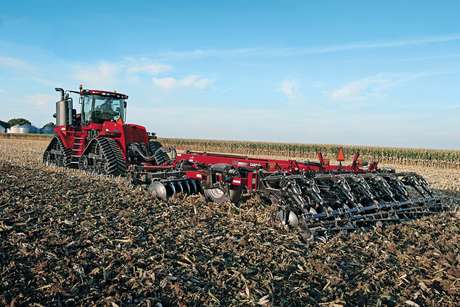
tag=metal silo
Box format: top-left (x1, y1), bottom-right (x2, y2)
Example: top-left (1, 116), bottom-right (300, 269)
top-left (9, 124), bottom-right (37, 134)
top-left (9, 125), bottom-right (21, 133)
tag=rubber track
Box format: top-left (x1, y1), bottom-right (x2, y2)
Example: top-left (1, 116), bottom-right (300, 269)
top-left (97, 138), bottom-right (127, 176)
top-left (148, 140), bottom-right (161, 155)
top-left (107, 138), bottom-right (127, 176)
top-left (148, 140), bottom-right (171, 165)
top-left (153, 148), bottom-right (170, 165)
top-left (57, 137), bottom-right (73, 167)
top-left (43, 136), bottom-right (72, 167)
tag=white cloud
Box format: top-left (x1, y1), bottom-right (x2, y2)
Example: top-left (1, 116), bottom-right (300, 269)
top-left (0, 55), bottom-right (31, 71)
top-left (74, 59), bottom-right (172, 87)
top-left (330, 78), bottom-right (386, 101)
top-left (124, 57), bottom-right (172, 75)
top-left (127, 63), bottom-right (172, 75)
top-left (153, 75), bottom-right (212, 90)
top-left (157, 34), bottom-right (460, 60)
top-left (329, 72), bottom-right (438, 101)
top-left (0, 55), bottom-right (35, 73)
top-left (26, 94), bottom-right (56, 107)
top-left (280, 79), bottom-right (299, 99)
top-left (73, 62), bottom-right (120, 88)
top-left (152, 77), bottom-right (177, 89)
top-left (71, 58), bottom-right (210, 91)
top-left (181, 75), bottom-right (212, 89)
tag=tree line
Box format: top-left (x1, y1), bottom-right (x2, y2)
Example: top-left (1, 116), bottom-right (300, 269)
top-left (0, 118), bottom-right (54, 129)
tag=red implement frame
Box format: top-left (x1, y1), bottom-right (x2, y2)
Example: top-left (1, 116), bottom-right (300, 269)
top-left (174, 150), bottom-right (375, 192)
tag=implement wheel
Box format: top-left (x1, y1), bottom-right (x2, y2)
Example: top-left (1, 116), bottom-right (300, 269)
top-left (204, 186), bottom-right (242, 204)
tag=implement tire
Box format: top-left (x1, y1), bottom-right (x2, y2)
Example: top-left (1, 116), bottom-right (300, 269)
top-left (204, 186), bottom-right (242, 204)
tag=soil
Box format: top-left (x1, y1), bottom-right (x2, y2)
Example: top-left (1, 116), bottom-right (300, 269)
top-left (1, 139), bottom-right (459, 306)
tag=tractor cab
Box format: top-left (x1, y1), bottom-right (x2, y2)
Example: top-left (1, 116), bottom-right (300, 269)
top-left (80, 89), bottom-right (128, 125)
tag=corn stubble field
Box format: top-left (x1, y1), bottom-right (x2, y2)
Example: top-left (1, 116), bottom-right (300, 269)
top-left (1, 138), bottom-right (460, 306)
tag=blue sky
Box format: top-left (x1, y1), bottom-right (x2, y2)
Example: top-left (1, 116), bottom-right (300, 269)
top-left (1, 1), bottom-right (460, 149)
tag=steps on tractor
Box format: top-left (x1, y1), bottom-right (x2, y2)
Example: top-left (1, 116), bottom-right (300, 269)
top-left (70, 137), bottom-right (85, 164)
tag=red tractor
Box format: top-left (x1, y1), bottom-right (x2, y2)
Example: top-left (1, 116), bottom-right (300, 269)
top-left (44, 86), bottom-right (452, 239)
top-left (43, 86), bottom-right (173, 176)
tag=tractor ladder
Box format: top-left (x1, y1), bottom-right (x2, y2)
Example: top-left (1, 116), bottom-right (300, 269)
top-left (70, 136), bottom-right (85, 166)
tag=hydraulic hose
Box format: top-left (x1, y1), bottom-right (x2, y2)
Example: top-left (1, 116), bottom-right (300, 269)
top-left (130, 143), bottom-right (156, 162)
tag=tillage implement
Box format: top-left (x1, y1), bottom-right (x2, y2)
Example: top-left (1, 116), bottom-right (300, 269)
top-left (43, 86), bottom-right (456, 239)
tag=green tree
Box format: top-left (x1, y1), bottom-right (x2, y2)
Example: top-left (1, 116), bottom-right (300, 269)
top-left (0, 120), bottom-right (10, 128)
top-left (8, 118), bottom-right (31, 127)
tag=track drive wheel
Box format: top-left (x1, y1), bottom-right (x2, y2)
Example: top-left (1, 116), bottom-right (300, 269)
top-left (79, 138), bottom-right (126, 176)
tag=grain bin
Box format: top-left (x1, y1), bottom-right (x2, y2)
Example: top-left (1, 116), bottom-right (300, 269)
top-left (9, 124), bottom-right (38, 134)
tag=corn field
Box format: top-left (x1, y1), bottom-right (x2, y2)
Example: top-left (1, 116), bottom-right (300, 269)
top-left (1, 134), bottom-right (459, 169)
top-left (159, 138), bottom-right (460, 169)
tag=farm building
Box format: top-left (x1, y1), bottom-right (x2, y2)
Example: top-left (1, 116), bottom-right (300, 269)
top-left (8, 124), bottom-right (38, 134)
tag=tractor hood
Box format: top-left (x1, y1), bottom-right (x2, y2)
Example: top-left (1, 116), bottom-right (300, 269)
top-left (123, 123), bottom-right (149, 144)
